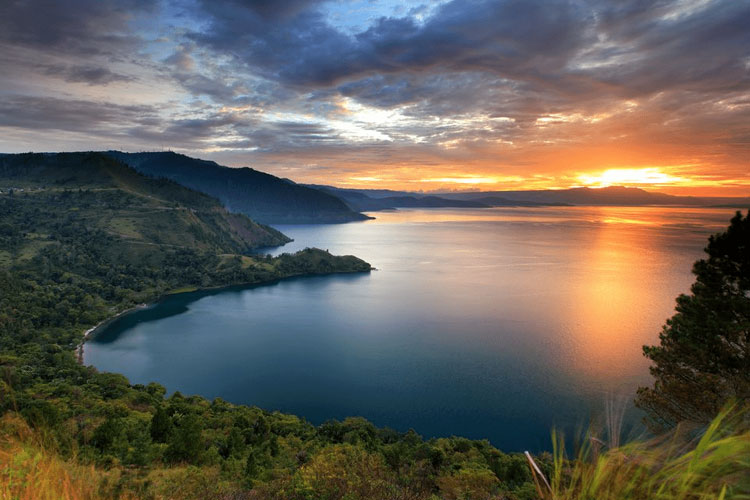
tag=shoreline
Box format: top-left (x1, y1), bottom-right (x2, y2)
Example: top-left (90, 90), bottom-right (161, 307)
top-left (76, 267), bottom-right (371, 365)
top-left (76, 303), bottom-right (149, 364)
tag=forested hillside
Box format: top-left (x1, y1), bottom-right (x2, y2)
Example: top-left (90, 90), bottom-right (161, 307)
top-left (0, 152), bottom-right (290, 253)
top-left (107, 151), bottom-right (371, 224)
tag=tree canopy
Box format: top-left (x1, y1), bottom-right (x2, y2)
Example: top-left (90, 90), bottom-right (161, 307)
top-left (636, 210), bottom-right (750, 430)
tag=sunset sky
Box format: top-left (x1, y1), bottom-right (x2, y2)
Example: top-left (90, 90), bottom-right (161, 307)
top-left (0, 0), bottom-right (748, 195)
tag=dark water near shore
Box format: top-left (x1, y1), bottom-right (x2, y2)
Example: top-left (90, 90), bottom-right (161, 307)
top-left (86, 206), bottom-right (737, 451)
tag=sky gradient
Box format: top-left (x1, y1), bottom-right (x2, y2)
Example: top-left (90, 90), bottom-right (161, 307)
top-left (1, 0), bottom-right (748, 195)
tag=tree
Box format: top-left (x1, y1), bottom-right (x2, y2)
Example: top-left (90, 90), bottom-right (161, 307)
top-left (150, 405), bottom-right (172, 443)
top-left (635, 211), bottom-right (750, 430)
top-left (221, 427), bottom-right (245, 458)
top-left (91, 417), bottom-right (122, 452)
top-left (166, 413), bottom-right (204, 463)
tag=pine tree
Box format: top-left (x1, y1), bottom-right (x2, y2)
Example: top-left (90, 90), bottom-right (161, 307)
top-left (635, 211), bottom-right (750, 430)
top-left (150, 405), bottom-right (172, 443)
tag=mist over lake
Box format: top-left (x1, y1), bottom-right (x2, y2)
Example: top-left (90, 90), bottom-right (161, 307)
top-left (86, 206), bottom-right (735, 451)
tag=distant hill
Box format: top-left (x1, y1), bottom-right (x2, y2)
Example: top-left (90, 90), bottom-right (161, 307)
top-left (307, 185), bottom-right (570, 210)
top-left (314, 185), bottom-right (749, 208)
top-left (105, 152), bottom-right (370, 224)
top-left (472, 196), bottom-right (571, 207)
top-left (307, 187), bottom-right (423, 200)
top-left (373, 195), bottom-right (488, 209)
top-left (307, 185), bottom-right (490, 211)
top-left (0, 152), bottom-right (290, 253)
top-left (438, 186), bottom-right (750, 207)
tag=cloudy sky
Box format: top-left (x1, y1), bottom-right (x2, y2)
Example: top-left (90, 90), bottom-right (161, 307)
top-left (1, 0), bottom-right (748, 194)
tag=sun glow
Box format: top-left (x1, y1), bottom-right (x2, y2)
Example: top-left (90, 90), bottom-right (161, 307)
top-left (577, 168), bottom-right (687, 188)
top-left (311, 164), bottom-right (748, 195)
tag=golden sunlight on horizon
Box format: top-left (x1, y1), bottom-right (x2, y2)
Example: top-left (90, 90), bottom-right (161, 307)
top-left (576, 168), bottom-right (688, 188)
top-left (332, 165), bottom-right (750, 196)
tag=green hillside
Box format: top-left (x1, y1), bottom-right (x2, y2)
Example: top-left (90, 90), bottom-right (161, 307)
top-left (106, 151), bottom-right (372, 224)
top-left (0, 152), bottom-right (290, 256)
top-left (0, 152), bottom-right (370, 347)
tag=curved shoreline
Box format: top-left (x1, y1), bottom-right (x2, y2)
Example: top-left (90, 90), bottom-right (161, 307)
top-left (76, 303), bottom-right (150, 364)
top-left (76, 268), bottom-right (371, 365)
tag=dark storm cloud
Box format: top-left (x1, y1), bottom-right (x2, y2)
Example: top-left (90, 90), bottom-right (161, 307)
top-left (4, 0), bottom-right (746, 119)
top-left (231, 120), bottom-right (344, 152)
top-left (42, 64), bottom-right (134, 85)
top-left (124, 108), bottom-right (343, 152)
top-left (189, 0), bottom-right (353, 86)
top-left (124, 114), bottom-right (247, 145)
top-left (162, 44), bottom-right (253, 102)
top-left (0, 95), bottom-right (157, 133)
top-left (0, 0), bottom-right (154, 56)
top-left (337, 72), bottom-right (527, 118)
top-left (187, 0), bottom-right (748, 115)
top-left (171, 71), bottom-right (243, 102)
top-left (226, 0), bottom-right (324, 19)
top-left (0, 0), bottom-right (154, 92)
top-left (0, 0), bottom-right (747, 190)
top-left (0, 90), bottom-right (341, 154)
top-left (193, 0), bottom-right (592, 88)
top-left (589, 0), bottom-right (750, 96)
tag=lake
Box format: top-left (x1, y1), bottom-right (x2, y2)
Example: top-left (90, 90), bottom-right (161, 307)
top-left (86, 206), bottom-right (737, 451)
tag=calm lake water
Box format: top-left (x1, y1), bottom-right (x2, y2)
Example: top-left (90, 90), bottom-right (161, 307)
top-left (86, 206), bottom-right (738, 451)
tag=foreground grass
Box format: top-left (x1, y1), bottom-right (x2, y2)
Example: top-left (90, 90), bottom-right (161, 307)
top-left (0, 414), bottom-right (246, 500)
top-left (0, 414), bottom-right (128, 500)
top-left (529, 406), bottom-right (750, 500)
top-left (3, 408), bottom-right (749, 500)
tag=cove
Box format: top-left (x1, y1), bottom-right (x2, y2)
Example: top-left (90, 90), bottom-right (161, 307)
top-left (86, 206), bottom-right (736, 451)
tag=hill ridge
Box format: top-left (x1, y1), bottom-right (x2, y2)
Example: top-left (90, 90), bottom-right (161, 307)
top-left (105, 151), bottom-right (372, 224)
top-left (0, 151), bottom-right (291, 253)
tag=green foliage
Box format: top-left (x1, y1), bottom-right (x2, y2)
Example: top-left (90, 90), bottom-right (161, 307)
top-left (636, 211), bottom-right (750, 430)
top-left (150, 406), bottom-right (172, 443)
top-left (166, 413), bottom-right (204, 463)
top-left (223, 427), bottom-right (245, 458)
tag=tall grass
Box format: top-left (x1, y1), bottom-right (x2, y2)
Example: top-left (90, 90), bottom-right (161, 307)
top-left (528, 405), bottom-right (750, 500)
top-left (0, 413), bottom-right (135, 500)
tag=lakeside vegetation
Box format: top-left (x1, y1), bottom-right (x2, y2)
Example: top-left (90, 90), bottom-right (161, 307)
top-left (0, 153), bottom-right (747, 499)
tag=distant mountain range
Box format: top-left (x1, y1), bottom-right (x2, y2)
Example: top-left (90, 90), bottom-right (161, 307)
top-left (437, 186), bottom-right (750, 207)
top-left (4, 152), bottom-right (747, 225)
top-left (305, 185), bottom-right (569, 211)
top-left (309, 184), bottom-right (750, 210)
top-left (105, 152), bottom-right (370, 224)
